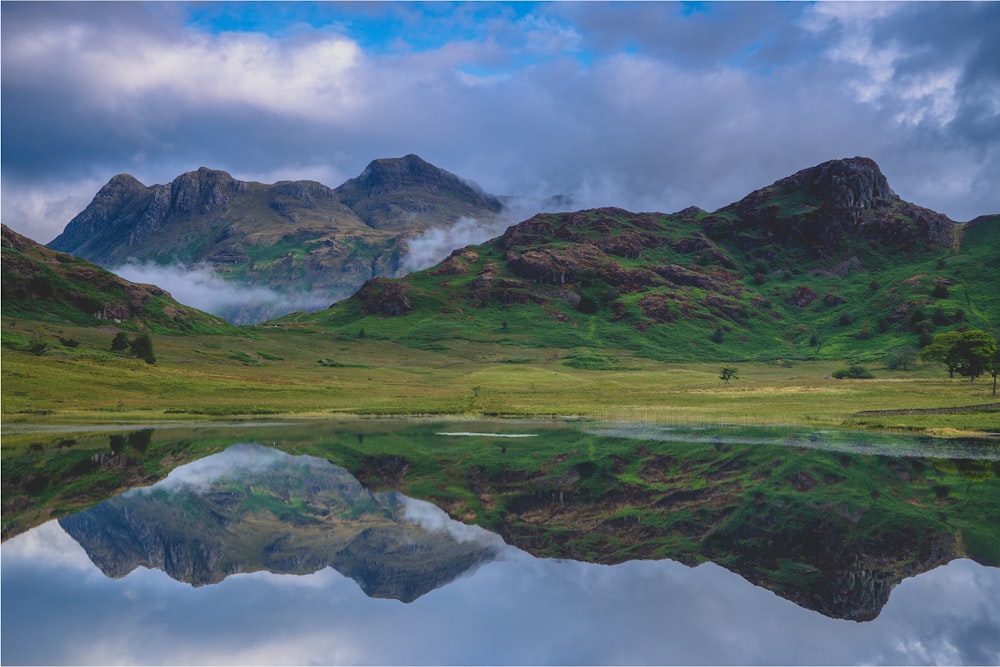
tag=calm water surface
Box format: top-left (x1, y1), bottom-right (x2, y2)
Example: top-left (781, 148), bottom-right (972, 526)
top-left (2, 422), bottom-right (998, 665)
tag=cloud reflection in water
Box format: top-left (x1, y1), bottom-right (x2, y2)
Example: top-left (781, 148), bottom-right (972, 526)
top-left (3, 517), bottom-right (998, 665)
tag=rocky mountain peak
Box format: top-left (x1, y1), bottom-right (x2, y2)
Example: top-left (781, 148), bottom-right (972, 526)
top-left (343, 154), bottom-right (491, 201)
top-left (335, 154), bottom-right (503, 230)
top-left (97, 173), bottom-right (147, 200)
top-left (168, 167), bottom-right (249, 217)
top-left (356, 154), bottom-right (445, 187)
top-left (793, 156), bottom-right (898, 211)
top-left (719, 156), bottom-right (953, 255)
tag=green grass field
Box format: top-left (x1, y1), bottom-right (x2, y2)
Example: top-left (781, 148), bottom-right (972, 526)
top-left (3, 315), bottom-right (997, 439)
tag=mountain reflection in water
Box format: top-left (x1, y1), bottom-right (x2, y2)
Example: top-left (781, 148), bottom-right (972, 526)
top-left (58, 444), bottom-right (504, 602)
top-left (2, 422), bottom-right (999, 665)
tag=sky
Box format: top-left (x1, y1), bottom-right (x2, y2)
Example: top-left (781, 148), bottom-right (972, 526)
top-left (2, 1), bottom-right (1000, 246)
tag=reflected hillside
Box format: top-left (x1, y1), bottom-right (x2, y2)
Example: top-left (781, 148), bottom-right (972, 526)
top-left (5, 420), bottom-right (999, 620)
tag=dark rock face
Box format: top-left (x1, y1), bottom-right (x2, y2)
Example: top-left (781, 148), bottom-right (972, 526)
top-left (51, 168), bottom-right (256, 259)
top-left (723, 157), bottom-right (957, 255)
top-left (356, 278), bottom-right (413, 316)
top-left (800, 156), bottom-right (898, 211)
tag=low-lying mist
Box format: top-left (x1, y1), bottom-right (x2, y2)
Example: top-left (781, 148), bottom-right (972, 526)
top-left (401, 216), bottom-right (513, 272)
top-left (111, 261), bottom-right (338, 325)
top-left (400, 194), bottom-right (577, 273)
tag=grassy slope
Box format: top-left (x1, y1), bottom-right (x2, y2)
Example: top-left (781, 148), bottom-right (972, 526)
top-left (1, 225), bottom-right (236, 335)
top-left (286, 209), bottom-right (998, 364)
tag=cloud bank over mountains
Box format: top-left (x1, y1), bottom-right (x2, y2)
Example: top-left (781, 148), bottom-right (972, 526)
top-left (3, 2), bottom-right (998, 245)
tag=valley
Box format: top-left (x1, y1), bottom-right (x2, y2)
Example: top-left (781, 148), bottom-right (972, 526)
top-left (2, 154), bottom-right (998, 660)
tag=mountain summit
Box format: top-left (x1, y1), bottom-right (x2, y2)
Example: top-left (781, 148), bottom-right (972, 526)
top-left (335, 154), bottom-right (503, 230)
top-left (715, 157), bottom-right (956, 255)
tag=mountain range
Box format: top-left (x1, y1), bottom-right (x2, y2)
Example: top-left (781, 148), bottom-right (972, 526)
top-left (7, 155), bottom-right (998, 362)
top-left (48, 155), bottom-right (506, 322)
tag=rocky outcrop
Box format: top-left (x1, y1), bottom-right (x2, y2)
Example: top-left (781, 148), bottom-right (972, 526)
top-left (785, 285), bottom-right (819, 307)
top-left (356, 278), bottom-right (413, 316)
top-left (334, 154), bottom-right (503, 230)
top-left (723, 157), bottom-right (957, 255)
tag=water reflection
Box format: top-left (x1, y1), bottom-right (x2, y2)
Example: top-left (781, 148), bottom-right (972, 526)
top-left (3, 421), bottom-right (999, 665)
top-left (3, 519), bottom-right (998, 665)
top-left (58, 444), bottom-right (503, 601)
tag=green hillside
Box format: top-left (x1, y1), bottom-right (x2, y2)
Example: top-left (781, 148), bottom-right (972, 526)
top-left (1, 225), bottom-right (235, 335)
top-left (284, 197), bottom-right (998, 364)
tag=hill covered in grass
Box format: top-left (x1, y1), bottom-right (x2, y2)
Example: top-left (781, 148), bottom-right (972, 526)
top-left (2, 224), bottom-right (234, 335)
top-left (286, 157), bottom-right (999, 363)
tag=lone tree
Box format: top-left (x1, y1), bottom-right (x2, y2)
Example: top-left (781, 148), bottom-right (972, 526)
top-left (129, 333), bottom-right (156, 364)
top-left (111, 331), bottom-right (130, 352)
top-left (989, 346), bottom-right (1000, 397)
top-left (919, 331), bottom-right (964, 377)
top-left (719, 366), bottom-right (739, 384)
top-left (885, 346), bottom-right (918, 371)
top-left (920, 330), bottom-right (997, 383)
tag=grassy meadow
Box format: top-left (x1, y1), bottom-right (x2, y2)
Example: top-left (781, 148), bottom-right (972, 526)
top-left (3, 315), bottom-right (997, 442)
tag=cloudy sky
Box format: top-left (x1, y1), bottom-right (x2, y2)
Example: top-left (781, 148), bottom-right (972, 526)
top-left (3, 1), bottom-right (999, 245)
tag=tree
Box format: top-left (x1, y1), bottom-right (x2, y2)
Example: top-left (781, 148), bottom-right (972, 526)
top-left (919, 331), bottom-right (964, 377)
top-left (921, 330), bottom-right (997, 383)
top-left (885, 347), bottom-right (918, 371)
top-left (832, 364), bottom-right (874, 379)
top-left (129, 333), bottom-right (156, 364)
top-left (988, 345), bottom-right (1000, 397)
top-left (111, 332), bottom-right (130, 351)
top-left (719, 367), bottom-right (739, 384)
top-left (952, 330), bottom-right (996, 383)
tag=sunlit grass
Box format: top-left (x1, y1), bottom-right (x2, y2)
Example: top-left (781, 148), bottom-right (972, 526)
top-left (3, 316), bottom-right (997, 439)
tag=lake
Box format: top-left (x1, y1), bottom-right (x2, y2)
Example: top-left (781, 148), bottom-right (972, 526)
top-left (2, 420), bottom-right (998, 665)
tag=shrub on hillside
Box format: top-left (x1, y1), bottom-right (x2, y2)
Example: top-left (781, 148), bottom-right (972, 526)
top-left (832, 364), bottom-right (874, 379)
top-left (885, 347), bottom-right (918, 371)
top-left (111, 332), bottom-right (130, 351)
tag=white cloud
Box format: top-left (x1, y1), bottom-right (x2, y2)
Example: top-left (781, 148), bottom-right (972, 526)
top-left (4, 25), bottom-right (365, 123)
top-left (400, 496), bottom-right (507, 550)
top-left (1, 178), bottom-right (106, 244)
top-left (804, 2), bottom-right (963, 130)
top-left (127, 443), bottom-right (288, 495)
